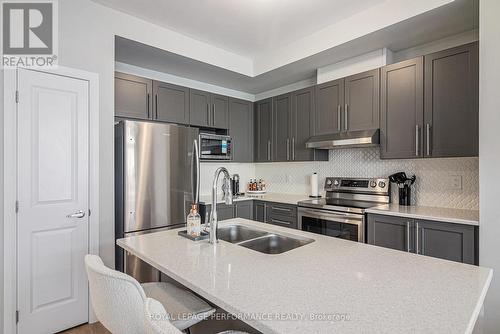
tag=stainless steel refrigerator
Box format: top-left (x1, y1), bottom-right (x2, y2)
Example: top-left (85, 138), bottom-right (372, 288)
top-left (115, 120), bottom-right (200, 282)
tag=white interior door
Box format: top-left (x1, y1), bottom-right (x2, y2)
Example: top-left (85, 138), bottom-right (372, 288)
top-left (17, 69), bottom-right (90, 334)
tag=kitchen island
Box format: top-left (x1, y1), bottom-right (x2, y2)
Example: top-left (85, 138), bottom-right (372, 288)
top-left (117, 218), bottom-right (491, 334)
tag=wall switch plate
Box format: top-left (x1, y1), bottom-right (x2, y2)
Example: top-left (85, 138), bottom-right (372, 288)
top-left (448, 175), bottom-right (462, 190)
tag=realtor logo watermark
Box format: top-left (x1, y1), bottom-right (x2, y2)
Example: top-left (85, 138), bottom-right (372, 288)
top-left (2, 1), bottom-right (58, 68)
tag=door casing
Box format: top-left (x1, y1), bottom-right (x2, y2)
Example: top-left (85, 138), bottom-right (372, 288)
top-left (3, 66), bottom-right (100, 334)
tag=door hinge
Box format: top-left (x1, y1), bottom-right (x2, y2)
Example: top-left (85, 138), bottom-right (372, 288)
top-left (16, 310), bottom-right (19, 324)
top-left (15, 90), bottom-right (19, 104)
top-left (15, 200), bottom-right (19, 213)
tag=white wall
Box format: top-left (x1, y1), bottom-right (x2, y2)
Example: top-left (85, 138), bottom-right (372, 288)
top-left (0, 67), bottom-right (4, 334)
top-left (199, 163), bottom-right (255, 196)
top-left (479, 0), bottom-right (500, 332)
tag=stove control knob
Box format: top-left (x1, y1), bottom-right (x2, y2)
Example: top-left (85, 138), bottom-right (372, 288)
top-left (378, 181), bottom-right (386, 188)
top-left (333, 180), bottom-right (340, 187)
top-left (326, 179), bottom-right (333, 187)
top-left (370, 181), bottom-right (377, 188)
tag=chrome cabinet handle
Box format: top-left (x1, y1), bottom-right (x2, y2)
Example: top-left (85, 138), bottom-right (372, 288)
top-left (415, 222), bottom-right (420, 254)
top-left (67, 210), bottom-right (85, 219)
top-left (206, 104), bottom-right (210, 125)
top-left (212, 103), bottom-right (216, 126)
top-left (155, 94), bottom-right (158, 119)
top-left (147, 93), bottom-right (150, 118)
top-left (267, 140), bottom-right (271, 161)
top-left (415, 125), bottom-right (419, 157)
top-left (286, 138), bottom-right (290, 161)
top-left (406, 221), bottom-right (411, 252)
top-left (273, 206), bottom-right (292, 213)
top-left (271, 218), bottom-right (291, 226)
top-left (344, 104), bottom-right (348, 131)
top-left (426, 123), bottom-right (431, 156)
top-left (337, 105), bottom-right (341, 132)
top-left (292, 137), bottom-right (295, 161)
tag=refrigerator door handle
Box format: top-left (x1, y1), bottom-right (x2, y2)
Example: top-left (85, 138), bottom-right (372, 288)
top-left (192, 139), bottom-right (200, 204)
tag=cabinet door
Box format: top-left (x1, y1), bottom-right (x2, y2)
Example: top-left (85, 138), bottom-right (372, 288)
top-left (424, 42), bottom-right (479, 157)
top-left (380, 58), bottom-right (424, 159)
top-left (189, 89), bottom-right (211, 127)
top-left (216, 204), bottom-right (235, 221)
top-left (234, 201), bottom-right (253, 220)
top-left (229, 98), bottom-right (253, 162)
top-left (344, 69), bottom-right (380, 131)
top-left (273, 93), bottom-right (292, 161)
top-left (153, 81), bottom-right (189, 124)
top-left (253, 201), bottom-right (267, 222)
top-left (416, 220), bottom-right (476, 264)
top-left (212, 94), bottom-right (229, 129)
top-left (314, 79), bottom-right (344, 135)
top-left (367, 214), bottom-right (414, 252)
top-left (291, 87), bottom-right (312, 161)
top-left (115, 72), bottom-right (152, 120)
top-left (254, 99), bottom-right (273, 162)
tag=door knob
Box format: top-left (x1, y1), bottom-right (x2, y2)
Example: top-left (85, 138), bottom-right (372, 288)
top-left (66, 210), bottom-right (86, 218)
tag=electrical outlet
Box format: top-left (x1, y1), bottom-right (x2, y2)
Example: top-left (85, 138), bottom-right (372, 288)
top-left (448, 175), bottom-right (462, 190)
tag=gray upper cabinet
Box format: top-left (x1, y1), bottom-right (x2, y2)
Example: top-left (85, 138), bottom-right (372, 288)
top-left (380, 57), bottom-right (424, 159)
top-left (416, 219), bottom-right (476, 265)
top-left (368, 214), bottom-right (413, 252)
top-left (273, 93), bottom-right (292, 162)
top-left (115, 72), bottom-right (152, 120)
top-left (153, 81), bottom-right (190, 124)
top-left (424, 42), bottom-right (479, 158)
top-left (254, 99), bottom-right (273, 162)
top-left (367, 214), bottom-right (477, 265)
top-left (344, 69), bottom-right (380, 131)
top-left (212, 94), bottom-right (229, 129)
top-left (190, 90), bottom-right (229, 129)
top-left (229, 98), bottom-right (253, 162)
top-left (314, 79), bottom-right (344, 135)
top-left (189, 89), bottom-right (211, 127)
top-left (291, 87), bottom-right (328, 162)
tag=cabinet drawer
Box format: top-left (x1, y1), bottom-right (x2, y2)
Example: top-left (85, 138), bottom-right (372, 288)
top-left (267, 214), bottom-right (298, 229)
top-left (267, 203), bottom-right (297, 217)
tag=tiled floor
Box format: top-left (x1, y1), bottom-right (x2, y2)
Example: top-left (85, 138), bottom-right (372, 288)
top-left (58, 322), bottom-right (110, 334)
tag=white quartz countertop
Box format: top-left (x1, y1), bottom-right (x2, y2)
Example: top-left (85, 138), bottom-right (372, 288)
top-left (198, 192), bottom-right (311, 206)
top-left (117, 218), bottom-right (491, 334)
top-left (365, 204), bottom-right (479, 226)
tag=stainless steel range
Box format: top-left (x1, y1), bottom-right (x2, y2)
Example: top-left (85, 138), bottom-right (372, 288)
top-left (298, 177), bottom-right (390, 243)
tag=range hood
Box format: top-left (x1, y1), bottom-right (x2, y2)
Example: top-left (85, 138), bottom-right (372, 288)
top-left (306, 129), bottom-right (380, 149)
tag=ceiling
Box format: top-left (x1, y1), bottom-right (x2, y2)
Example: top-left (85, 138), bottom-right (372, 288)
top-left (114, 0), bottom-right (478, 95)
top-left (94, 0), bottom-right (385, 58)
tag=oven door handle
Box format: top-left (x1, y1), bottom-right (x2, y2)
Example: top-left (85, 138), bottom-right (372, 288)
top-left (298, 208), bottom-right (362, 222)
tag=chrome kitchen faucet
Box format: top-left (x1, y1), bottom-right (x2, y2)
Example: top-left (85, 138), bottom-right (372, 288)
top-left (208, 167), bottom-right (233, 244)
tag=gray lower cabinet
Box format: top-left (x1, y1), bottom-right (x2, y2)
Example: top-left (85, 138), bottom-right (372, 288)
top-left (344, 69), bottom-right (380, 132)
top-left (367, 214), bottom-right (477, 265)
top-left (314, 79), bottom-right (344, 136)
top-left (153, 81), bottom-right (190, 124)
top-left (199, 200), bottom-right (253, 224)
top-left (380, 57), bottom-right (424, 159)
top-left (254, 99), bottom-right (273, 162)
top-left (253, 201), bottom-right (267, 222)
top-left (266, 202), bottom-right (298, 229)
top-left (190, 90), bottom-right (229, 129)
top-left (424, 42), bottom-right (479, 158)
top-left (234, 201), bottom-right (253, 220)
top-left (115, 72), bottom-right (152, 120)
top-left (229, 98), bottom-right (253, 162)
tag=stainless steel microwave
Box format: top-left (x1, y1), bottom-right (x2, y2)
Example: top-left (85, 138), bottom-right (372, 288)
top-left (199, 133), bottom-right (232, 160)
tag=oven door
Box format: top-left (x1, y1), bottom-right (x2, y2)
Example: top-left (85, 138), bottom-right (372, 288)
top-left (298, 207), bottom-right (364, 242)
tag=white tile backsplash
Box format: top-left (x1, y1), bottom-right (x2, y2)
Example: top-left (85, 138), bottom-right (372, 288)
top-left (254, 147), bottom-right (479, 210)
top-left (199, 162), bottom-right (255, 196)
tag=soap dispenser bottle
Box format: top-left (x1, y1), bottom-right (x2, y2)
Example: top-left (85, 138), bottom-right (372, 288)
top-left (187, 204), bottom-right (201, 237)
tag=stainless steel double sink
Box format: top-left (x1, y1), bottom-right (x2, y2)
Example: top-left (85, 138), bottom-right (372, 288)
top-left (217, 225), bottom-right (314, 254)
